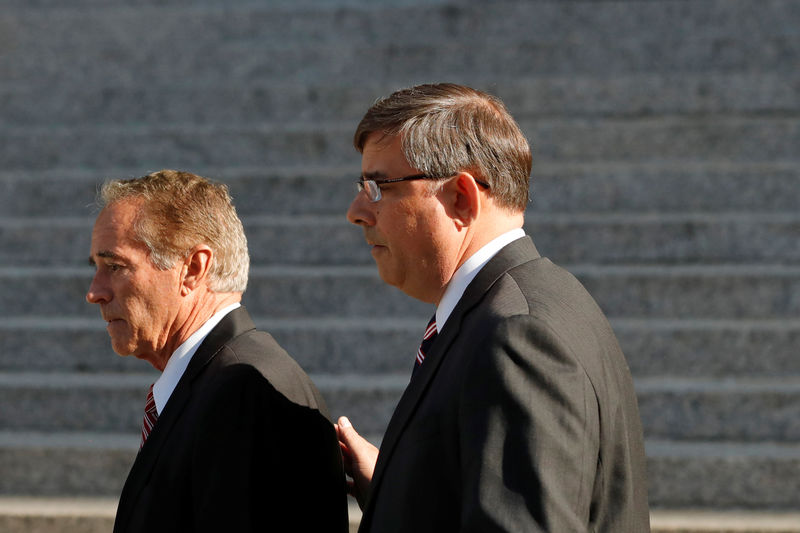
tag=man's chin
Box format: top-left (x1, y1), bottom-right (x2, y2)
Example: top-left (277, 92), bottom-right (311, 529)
top-left (111, 345), bottom-right (136, 357)
top-left (375, 265), bottom-right (398, 286)
top-left (108, 337), bottom-right (136, 357)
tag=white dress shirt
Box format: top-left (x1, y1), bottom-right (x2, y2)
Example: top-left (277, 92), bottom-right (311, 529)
top-left (151, 302), bottom-right (241, 415)
top-left (435, 228), bottom-right (526, 331)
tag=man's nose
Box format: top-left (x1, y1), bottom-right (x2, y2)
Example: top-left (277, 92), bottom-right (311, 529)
top-left (86, 273), bottom-right (110, 304)
top-left (346, 192), bottom-right (375, 226)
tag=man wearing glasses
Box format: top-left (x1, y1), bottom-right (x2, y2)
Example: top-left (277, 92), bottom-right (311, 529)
top-left (337, 84), bottom-right (650, 532)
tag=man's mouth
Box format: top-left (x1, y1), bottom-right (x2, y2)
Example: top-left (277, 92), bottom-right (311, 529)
top-left (364, 233), bottom-right (387, 254)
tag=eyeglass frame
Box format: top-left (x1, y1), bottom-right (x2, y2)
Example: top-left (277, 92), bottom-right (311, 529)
top-left (356, 173), bottom-right (490, 203)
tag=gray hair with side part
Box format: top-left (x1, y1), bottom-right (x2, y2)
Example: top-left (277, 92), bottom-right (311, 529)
top-left (354, 83), bottom-right (532, 212)
top-left (96, 169), bottom-right (249, 293)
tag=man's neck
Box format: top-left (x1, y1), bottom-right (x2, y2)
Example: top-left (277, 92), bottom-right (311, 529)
top-left (150, 292), bottom-right (242, 371)
top-left (454, 211), bottom-right (524, 281)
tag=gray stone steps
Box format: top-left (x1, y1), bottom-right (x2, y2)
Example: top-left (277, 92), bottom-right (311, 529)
top-left (1, 318), bottom-right (798, 379)
top-left (0, 432), bottom-right (134, 496)
top-left (650, 510), bottom-right (800, 533)
top-left (2, 160), bottom-right (797, 218)
top-left (4, 373), bottom-right (800, 442)
top-left (0, 373), bottom-right (403, 435)
top-left (570, 265), bottom-right (800, 320)
top-left (1, 265), bottom-right (797, 320)
top-left (0, 498), bottom-right (358, 533)
top-left (647, 440), bottom-right (800, 510)
top-left (618, 319), bottom-right (800, 380)
top-left (4, 213), bottom-right (799, 267)
top-left (2, 431), bottom-right (800, 511)
top-left (0, 318), bottom-right (427, 375)
top-left (0, 0), bottom-right (794, 515)
top-left (1, 500), bottom-right (800, 533)
top-left (0, 498), bottom-right (117, 533)
top-left (1, 116), bottom-right (798, 171)
top-left (2, 72), bottom-right (798, 128)
top-left (2, 1), bottom-right (797, 86)
top-left (637, 378), bottom-right (800, 442)
top-left (527, 162), bottom-right (800, 214)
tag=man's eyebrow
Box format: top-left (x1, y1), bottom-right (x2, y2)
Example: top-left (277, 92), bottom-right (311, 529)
top-left (361, 171), bottom-right (389, 181)
top-left (88, 250), bottom-right (122, 266)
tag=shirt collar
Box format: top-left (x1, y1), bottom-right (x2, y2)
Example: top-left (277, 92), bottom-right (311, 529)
top-left (152, 302), bottom-right (241, 414)
top-left (435, 228), bottom-right (526, 330)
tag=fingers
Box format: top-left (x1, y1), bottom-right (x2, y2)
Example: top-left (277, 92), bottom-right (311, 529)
top-left (336, 417), bottom-right (363, 459)
top-left (337, 416), bottom-right (375, 460)
top-left (336, 416), bottom-right (357, 443)
top-left (336, 416), bottom-right (353, 432)
top-left (336, 417), bottom-right (358, 478)
top-left (335, 416), bottom-right (378, 509)
top-left (338, 416), bottom-right (378, 456)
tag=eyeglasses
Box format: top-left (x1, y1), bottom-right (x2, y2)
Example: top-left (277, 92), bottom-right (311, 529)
top-left (356, 173), bottom-right (490, 203)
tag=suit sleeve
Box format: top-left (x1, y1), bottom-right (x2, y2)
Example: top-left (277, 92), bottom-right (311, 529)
top-left (457, 314), bottom-right (600, 532)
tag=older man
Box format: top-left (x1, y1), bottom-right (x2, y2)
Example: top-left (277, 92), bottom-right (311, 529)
top-left (87, 170), bottom-right (347, 533)
top-left (336, 84), bottom-right (651, 532)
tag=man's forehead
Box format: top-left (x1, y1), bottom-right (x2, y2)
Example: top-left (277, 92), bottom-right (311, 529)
top-left (363, 131), bottom-right (400, 152)
top-left (92, 207), bottom-right (134, 241)
top-left (90, 206), bottom-right (148, 260)
top-left (361, 134), bottom-right (415, 175)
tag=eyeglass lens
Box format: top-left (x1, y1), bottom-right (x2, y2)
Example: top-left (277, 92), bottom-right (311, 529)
top-left (357, 180), bottom-right (381, 202)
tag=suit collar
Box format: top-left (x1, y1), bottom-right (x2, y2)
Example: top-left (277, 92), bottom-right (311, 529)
top-left (152, 303), bottom-right (241, 414)
top-left (115, 307), bottom-right (257, 528)
top-left (436, 229), bottom-right (526, 329)
top-left (443, 234), bottom-right (537, 326)
top-left (182, 306), bottom-right (256, 381)
top-left (362, 237), bottom-right (540, 523)
top-left (141, 306), bottom-right (256, 454)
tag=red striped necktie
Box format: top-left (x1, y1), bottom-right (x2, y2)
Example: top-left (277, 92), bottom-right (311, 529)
top-left (140, 383), bottom-right (158, 449)
top-left (414, 315), bottom-right (438, 375)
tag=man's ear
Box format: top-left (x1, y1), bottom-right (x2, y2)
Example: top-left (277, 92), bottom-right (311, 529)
top-left (446, 172), bottom-right (482, 229)
top-left (180, 245), bottom-right (213, 295)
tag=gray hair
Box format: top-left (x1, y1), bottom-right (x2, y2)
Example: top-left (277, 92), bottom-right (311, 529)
top-left (354, 83), bottom-right (532, 212)
top-left (96, 169), bottom-right (249, 293)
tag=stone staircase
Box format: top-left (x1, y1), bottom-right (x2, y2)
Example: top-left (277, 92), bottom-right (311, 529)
top-left (0, 0), bottom-right (798, 530)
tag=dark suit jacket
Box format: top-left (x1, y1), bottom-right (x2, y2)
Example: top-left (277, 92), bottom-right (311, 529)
top-left (113, 306), bottom-right (348, 533)
top-left (359, 237), bottom-right (650, 532)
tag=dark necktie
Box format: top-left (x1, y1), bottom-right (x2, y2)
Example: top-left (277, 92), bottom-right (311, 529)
top-left (140, 383), bottom-right (158, 449)
top-left (414, 315), bottom-right (438, 375)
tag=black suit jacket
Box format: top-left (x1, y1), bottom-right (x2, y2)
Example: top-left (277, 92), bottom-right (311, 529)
top-left (113, 306), bottom-right (348, 533)
top-left (359, 237), bottom-right (650, 532)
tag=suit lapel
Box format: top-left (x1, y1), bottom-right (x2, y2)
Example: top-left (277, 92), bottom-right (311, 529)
top-left (115, 307), bottom-right (257, 527)
top-left (363, 237), bottom-right (540, 523)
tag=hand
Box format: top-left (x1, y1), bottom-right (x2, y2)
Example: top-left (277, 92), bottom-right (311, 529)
top-left (335, 416), bottom-right (378, 509)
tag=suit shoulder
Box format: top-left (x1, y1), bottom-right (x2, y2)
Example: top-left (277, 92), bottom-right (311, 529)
top-left (473, 257), bottom-right (624, 374)
top-left (491, 257), bottom-right (607, 322)
top-left (208, 328), bottom-right (330, 417)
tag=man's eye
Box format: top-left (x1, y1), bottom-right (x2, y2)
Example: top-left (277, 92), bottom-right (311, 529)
top-left (108, 264), bottom-right (122, 272)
